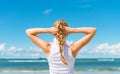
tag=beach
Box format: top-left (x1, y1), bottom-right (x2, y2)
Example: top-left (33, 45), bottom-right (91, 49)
top-left (0, 70), bottom-right (120, 74)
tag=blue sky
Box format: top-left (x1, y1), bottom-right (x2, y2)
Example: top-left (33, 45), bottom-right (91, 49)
top-left (0, 0), bottom-right (120, 59)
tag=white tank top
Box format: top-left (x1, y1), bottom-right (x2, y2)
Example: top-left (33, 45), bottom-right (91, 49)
top-left (47, 38), bottom-right (75, 74)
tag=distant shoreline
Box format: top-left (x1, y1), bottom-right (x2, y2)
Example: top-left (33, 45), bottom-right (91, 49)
top-left (0, 58), bottom-right (119, 60)
top-left (0, 58), bottom-right (119, 62)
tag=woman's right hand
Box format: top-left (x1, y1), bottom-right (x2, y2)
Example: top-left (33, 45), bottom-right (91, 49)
top-left (64, 27), bottom-right (71, 35)
top-left (50, 26), bottom-right (71, 36)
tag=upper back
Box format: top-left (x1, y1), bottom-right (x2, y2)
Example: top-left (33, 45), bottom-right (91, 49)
top-left (47, 38), bottom-right (75, 74)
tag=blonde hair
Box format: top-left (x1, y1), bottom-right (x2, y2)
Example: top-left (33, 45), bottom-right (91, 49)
top-left (54, 20), bottom-right (68, 65)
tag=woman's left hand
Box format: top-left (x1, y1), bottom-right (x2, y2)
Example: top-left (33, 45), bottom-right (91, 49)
top-left (49, 27), bottom-right (59, 35)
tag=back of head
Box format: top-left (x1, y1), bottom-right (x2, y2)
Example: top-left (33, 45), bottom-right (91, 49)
top-left (53, 20), bottom-right (68, 27)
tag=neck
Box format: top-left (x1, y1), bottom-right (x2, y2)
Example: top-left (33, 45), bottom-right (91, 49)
top-left (54, 37), bottom-right (66, 46)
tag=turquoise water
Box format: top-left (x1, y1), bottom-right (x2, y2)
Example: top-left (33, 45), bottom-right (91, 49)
top-left (0, 58), bottom-right (120, 73)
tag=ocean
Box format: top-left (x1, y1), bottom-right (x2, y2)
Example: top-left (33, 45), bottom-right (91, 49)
top-left (0, 58), bottom-right (120, 74)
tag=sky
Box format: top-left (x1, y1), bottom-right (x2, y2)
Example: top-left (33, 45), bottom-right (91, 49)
top-left (0, 0), bottom-right (120, 59)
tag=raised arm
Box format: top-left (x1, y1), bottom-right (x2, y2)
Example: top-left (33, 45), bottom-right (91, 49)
top-left (25, 28), bottom-right (55, 55)
top-left (69, 27), bottom-right (96, 58)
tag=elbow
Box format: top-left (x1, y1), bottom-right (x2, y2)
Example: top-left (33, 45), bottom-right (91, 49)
top-left (91, 28), bottom-right (96, 34)
top-left (87, 28), bottom-right (96, 34)
top-left (92, 28), bottom-right (96, 32)
top-left (25, 29), bottom-right (37, 36)
top-left (25, 29), bottom-right (31, 35)
top-left (25, 29), bottom-right (29, 34)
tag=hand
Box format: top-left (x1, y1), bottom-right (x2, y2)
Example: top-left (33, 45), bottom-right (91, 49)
top-left (49, 27), bottom-right (59, 35)
top-left (64, 27), bottom-right (71, 35)
top-left (50, 26), bottom-right (71, 36)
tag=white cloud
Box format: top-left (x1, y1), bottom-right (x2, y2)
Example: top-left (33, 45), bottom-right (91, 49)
top-left (30, 46), bottom-right (43, 52)
top-left (18, 48), bottom-right (24, 51)
top-left (96, 43), bottom-right (120, 55)
top-left (31, 53), bottom-right (40, 57)
top-left (78, 42), bottom-right (120, 58)
top-left (0, 43), bottom-right (44, 58)
top-left (43, 8), bottom-right (52, 14)
top-left (8, 46), bottom-right (16, 51)
top-left (1, 42), bottom-right (120, 58)
top-left (0, 43), bottom-right (5, 51)
top-left (29, 46), bottom-right (44, 57)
